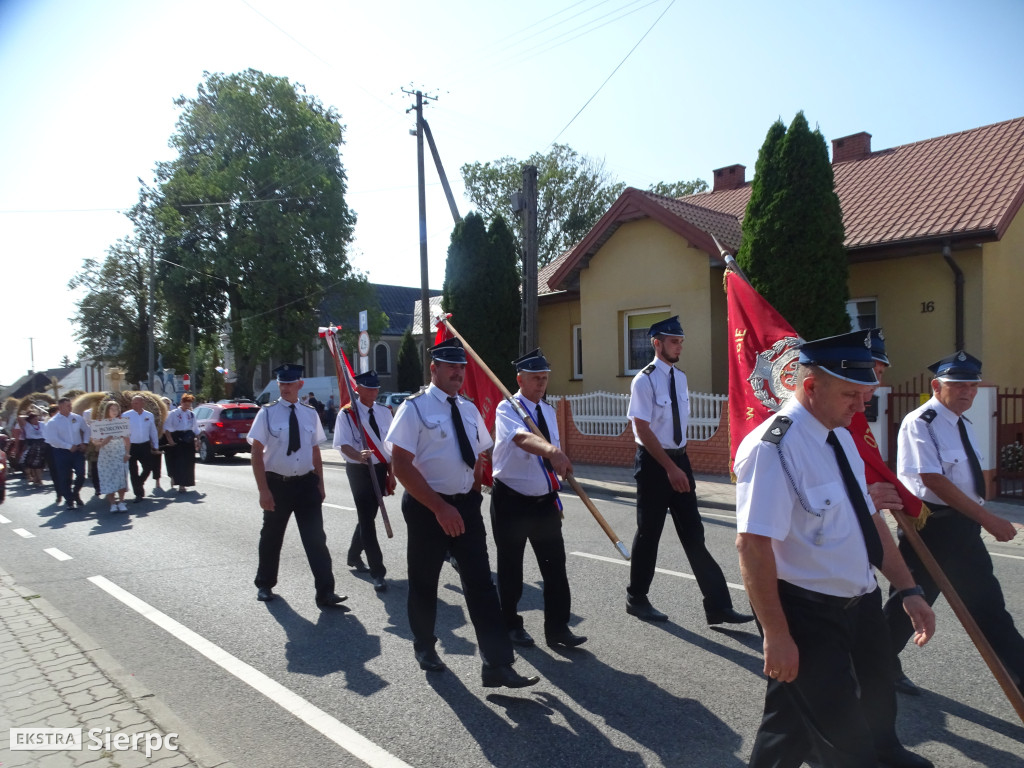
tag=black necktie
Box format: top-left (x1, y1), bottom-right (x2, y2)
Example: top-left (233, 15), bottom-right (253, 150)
top-left (958, 417), bottom-right (986, 499)
top-left (447, 396), bottom-right (477, 469)
top-left (826, 430), bottom-right (884, 569)
top-left (367, 405), bottom-right (381, 440)
top-left (669, 368), bottom-right (683, 446)
top-left (535, 403), bottom-right (555, 474)
top-left (287, 404), bottom-right (300, 456)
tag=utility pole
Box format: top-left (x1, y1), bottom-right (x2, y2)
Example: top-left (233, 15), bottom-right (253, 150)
top-left (189, 324), bottom-right (196, 392)
top-left (514, 165), bottom-right (539, 353)
top-left (27, 337), bottom-right (35, 374)
top-left (148, 244), bottom-right (156, 391)
top-left (404, 87), bottom-right (438, 385)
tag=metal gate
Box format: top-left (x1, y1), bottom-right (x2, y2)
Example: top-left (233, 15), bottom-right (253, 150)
top-left (997, 389), bottom-right (1024, 499)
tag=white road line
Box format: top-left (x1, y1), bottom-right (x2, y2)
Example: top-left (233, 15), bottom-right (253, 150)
top-left (0, 514), bottom-right (10, 524)
top-left (571, 551), bottom-right (747, 591)
top-left (87, 575), bottom-right (413, 768)
top-left (12, 528), bottom-right (34, 538)
top-left (702, 512), bottom-right (736, 522)
top-left (992, 551), bottom-right (1024, 561)
top-left (324, 503), bottom-right (356, 511)
top-left (44, 547), bottom-right (73, 561)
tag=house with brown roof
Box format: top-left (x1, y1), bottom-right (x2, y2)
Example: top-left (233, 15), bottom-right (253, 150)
top-left (537, 116), bottom-right (1024, 396)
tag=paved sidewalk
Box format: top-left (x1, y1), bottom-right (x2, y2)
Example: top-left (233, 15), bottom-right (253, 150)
top-left (0, 567), bottom-right (230, 768)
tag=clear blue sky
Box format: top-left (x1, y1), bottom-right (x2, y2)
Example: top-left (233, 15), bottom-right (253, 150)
top-left (1, 0), bottom-right (1022, 386)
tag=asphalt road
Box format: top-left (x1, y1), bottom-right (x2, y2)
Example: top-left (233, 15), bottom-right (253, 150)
top-left (1, 457), bottom-right (1023, 767)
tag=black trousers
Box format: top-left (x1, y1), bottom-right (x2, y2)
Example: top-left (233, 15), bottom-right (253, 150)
top-left (490, 480), bottom-right (571, 636)
top-left (128, 442), bottom-right (153, 497)
top-left (884, 511), bottom-right (1024, 684)
top-left (750, 585), bottom-right (877, 768)
top-left (401, 490), bottom-right (513, 667)
top-left (346, 462), bottom-right (388, 578)
top-left (628, 447), bottom-right (732, 612)
top-left (254, 472), bottom-right (335, 597)
top-left (167, 431), bottom-right (196, 487)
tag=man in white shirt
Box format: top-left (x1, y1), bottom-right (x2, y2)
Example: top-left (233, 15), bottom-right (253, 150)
top-left (45, 397), bottom-right (89, 510)
top-left (125, 395), bottom-right (159, 503)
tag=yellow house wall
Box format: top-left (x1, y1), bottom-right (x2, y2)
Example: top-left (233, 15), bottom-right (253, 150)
top-left (537, 297), bottom-right (584, 396)
top-left (576, 219), bottom-right (717, 395)
top-left (980, 212), bottom-right (1024, 387)
top-left (848, 248), bottom-right (984, 387)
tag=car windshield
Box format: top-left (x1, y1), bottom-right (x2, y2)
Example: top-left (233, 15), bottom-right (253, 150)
top-left (221, 408), bottom-right (256, 421)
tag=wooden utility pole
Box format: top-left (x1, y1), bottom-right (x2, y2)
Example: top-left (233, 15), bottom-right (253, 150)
top-left (148, 244), bottom-right (156, 391)
top-left (519, 165), bottom-right (539, 353)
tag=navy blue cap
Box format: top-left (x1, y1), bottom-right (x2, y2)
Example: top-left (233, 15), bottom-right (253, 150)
top-left (798, 330), bottom-right (878, 385)
top-left (430, 337), bottom-right (467, 364)
top-left (868, 328), bottom-right (889, 366)
top-left (928, 351), bottom-right (982, 382)
top-left (648, 315), bottom-right (685, 338)
top-left (513, 348), bottom-right (551, 373)
top-left (354, 370), bottom-right (381, 388)
top-left (274, 363), bottom-right (304, 383)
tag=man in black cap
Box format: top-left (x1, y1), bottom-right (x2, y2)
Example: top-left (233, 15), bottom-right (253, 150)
top-left (625, 315), bottom-right (752, 626)
top-left (334, 370), bottom-right (395, 592)
top-left (735, 330), bottom-right (935, 768)
top-left (491, 349), bottom-right (585, 650)
top-left (387, 337), bottom-right (539, 688)
top-left (884, 351), bottom-right (1024, 694)
top-left (248, 364), bottom-right (346, 608)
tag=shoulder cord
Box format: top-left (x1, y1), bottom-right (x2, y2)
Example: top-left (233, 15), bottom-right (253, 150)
top-left (773, 443), bottom-right (819, 518)
top-left (923, 421), bottom-right (944, 473)
top-left (406, 396), bottom-right (439, 430)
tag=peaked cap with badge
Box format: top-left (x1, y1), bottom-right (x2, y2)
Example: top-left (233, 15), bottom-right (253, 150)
top-left (513, 348), bottom-right (551, 373)
top-left (354, 370), bottom-right (381, 388)
top-left (867, 328), bottom-right (889, 366)
top-left (928, 351), bottom-right (982, 382)
top-left (797, 330), bottom-right (878, 385)
top-left (430, 337), bottom-right (468, 364)
top-left (648, 315), bottom-right (685, 338)
top-left (274, 363), bottom-right (304, 383)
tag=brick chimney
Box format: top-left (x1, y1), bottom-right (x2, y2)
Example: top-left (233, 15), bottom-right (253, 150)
top-left (832, 132), bottom-right (872, 164)
top-left (712, 164), bottom-right (746, 192)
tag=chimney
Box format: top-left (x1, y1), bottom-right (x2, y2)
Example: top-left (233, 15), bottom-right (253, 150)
top-left (712, 164), bottom-right (746, 192)
top-left (832, 132), bottom-right (872, 164)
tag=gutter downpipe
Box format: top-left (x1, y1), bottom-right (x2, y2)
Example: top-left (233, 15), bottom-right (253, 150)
top-left (942, 240), bottom-right (965, 352)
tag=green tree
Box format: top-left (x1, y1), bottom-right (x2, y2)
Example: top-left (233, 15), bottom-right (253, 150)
top-left (396, 328), bottom-right (422, 392)
top-left (199, 351), bottom-right (225, 403)
top-left (442, 212), bottom-right (521, 390)
top-left (737, 112), bottom-right (849, 339)
top-left (151, 69), bottom-right (358, 396)
top-left (461, 144), bottom-right (709, 267)
top-left (69, 235), bottom-right (165, 385)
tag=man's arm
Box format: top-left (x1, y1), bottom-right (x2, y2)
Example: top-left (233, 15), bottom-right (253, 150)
top-left (873, 514), bottom-right (935, 646)
top-left (920, 472), bottom-right (1018, 541)
top-left (250, 440), bottom-right (275, 512)
top-left (737, 532), bottom-right (798, 681)
top-left (511, 432), bottom-right (572, 478)
top-left (633, 418), bottom-right (689, 493)
top-left (313, 445), bottom-right (325, 502)
top-left (391, 445), bottom-right (465, 536)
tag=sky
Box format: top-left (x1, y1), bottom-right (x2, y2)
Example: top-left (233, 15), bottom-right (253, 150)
top-left (1, 0), bottom-right (1022, 387)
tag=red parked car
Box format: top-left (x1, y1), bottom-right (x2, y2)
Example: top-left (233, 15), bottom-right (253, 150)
top-left (193, 401), bottom-right (260, 463)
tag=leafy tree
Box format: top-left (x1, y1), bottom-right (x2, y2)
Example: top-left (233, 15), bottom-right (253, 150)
top-left (199, 350), bottom-right (225, 403)
top-left (60, 355), bottom-right (72, 368)
top-left (151, 69), bottom-right (358, 395)
top-left (647, 179), bottom-right (710, 198)
top-left (442, 212), bottom-right (521, 390)
top-left (69, 235), bottom-right (165, 385)
top-left (396, 328), bottom-right (422, 392)
top-left (737, 112), bottom-right (849, 339)
top-left (461, 144), bottom-right (709, 267)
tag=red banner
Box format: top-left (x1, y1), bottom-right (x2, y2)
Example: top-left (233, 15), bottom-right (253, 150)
top-left (434, 316), bottom-right (501, 486)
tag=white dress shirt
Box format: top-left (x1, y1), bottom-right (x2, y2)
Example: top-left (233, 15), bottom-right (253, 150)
top-left (125, 409), bottom-right (159, 448)
top-left (333, 400), bottom-right (393, 465)
top-left (164, 408), bottom-right (199, 435)
top-left (627, 357), bottom-right (690, 449)
top-left (247, 399), bottom-right (325, 476)
top-left (492, 394), bottom-right (560, 497)
top-left (44, 412), bottom-right (89, 450)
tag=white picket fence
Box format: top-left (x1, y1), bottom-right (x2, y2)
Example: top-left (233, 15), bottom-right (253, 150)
top-left (556, 390), bottom-right (727, 440)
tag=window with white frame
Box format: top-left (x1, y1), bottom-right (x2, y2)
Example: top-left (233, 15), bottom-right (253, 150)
top-left (623, 308), bottom-right (671, 374)
top-left (374, 343), bottom-right (391, 374)
top-left (846, 298), bottom-right (877, 331)
top-left (572, 324), bottom-right (583, 380)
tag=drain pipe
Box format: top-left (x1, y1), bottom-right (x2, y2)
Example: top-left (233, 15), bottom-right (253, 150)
top-left (941, 240), bottom-right (965, 351)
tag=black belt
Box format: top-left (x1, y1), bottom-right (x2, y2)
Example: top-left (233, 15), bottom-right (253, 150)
top-left (493, 479), bottom-right (557, 505)
top-left (640, 445), bottom-right (686, 457)
top-left (925, 504), bottom-right (958, 519)
top-left (266, 471), bottom-right (316, 483)
top-left (439, 491), bottom-right (478, 503)
top-left (778, 580), bottom-right (863, 610)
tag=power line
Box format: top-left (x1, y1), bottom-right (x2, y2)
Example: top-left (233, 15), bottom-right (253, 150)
top-left (549, 0), bottom-right (676, 146)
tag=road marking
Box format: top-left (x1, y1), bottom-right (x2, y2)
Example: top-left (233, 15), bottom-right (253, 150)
top-left (702, 512), bottom-right (736, 522)
top-left (324, 503), bottom-right (356, 511)
top-left (44, 547), bottom-right (73, 561)
top-left (571, 551), bottom-right (746, 591)
top-left (992, 551), bottom-right (1024, 561)
top-left (0, 514), bottom-right (10, 524)
top-left (87, 576), bottom-right (412, 768)
top-left (12, 528), bottom-right (34, 538)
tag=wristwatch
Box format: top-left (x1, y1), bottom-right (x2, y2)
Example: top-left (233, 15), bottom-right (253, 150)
top-left (897, 585), bottom-right (925, 600)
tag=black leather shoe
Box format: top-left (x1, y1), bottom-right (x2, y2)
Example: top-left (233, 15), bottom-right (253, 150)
top-left (372, 576), bottom-right (387, 592)
top-left (508, 628), bottom-right (535, 647)
top-left (877, 744), bottom-right (933, 768)
top-left (133, 495), bottom-right (143, 503)
top-left (73, 495), bottom-right (84, 508)
top-left (347, 556), bottom-right (370, 573)
top-left (706, 607), bottom-right (755, 626)
top-left (315, 593), bottom-right (349, 607)
top-left (894, 674), bottom-right (922, 696)
top-left (64, 502), bottom-right (75, 511)
top-left (415, 649), bottom-right (446, 672)
top-left (546, 629), bottom-right (587, 648)
top-left (481, 664), bottom-right (540, 689)
top-left (626, 599), bottom-right (668, 622)
top-left (256, 587), bottom-right (275, 601)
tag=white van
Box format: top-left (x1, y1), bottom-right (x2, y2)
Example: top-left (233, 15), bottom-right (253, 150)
top-left (255, 376), bottom-right (341, 406)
